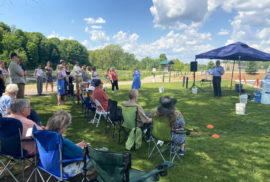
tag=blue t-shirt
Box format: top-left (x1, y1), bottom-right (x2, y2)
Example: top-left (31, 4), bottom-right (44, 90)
top-left (0, 95), bottom-right (13, 117)
top-left (21, 65), bottom-right (26, 72)
top-left (62, 138), bottom-right (83, 160)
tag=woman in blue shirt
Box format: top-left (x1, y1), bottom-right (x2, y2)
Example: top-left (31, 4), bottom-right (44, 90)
top-left (46, 109), bottom-right (90, 177)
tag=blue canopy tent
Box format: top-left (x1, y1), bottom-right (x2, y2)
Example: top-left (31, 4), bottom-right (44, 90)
top-left (195, 42), bottom-right (270, 95)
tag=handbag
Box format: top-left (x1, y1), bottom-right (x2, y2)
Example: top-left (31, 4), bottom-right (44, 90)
top-left (57, 86), bottom-right (62, 90)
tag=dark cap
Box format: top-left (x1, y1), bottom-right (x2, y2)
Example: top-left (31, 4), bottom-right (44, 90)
top-left (10, 53), bottom-right (20, 59)
top-left (157, 96), bottom-right (177, 114)
top-left (60, 60), bottom-right (66, 63)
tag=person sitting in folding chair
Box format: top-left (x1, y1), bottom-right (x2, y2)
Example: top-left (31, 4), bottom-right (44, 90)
top-left (152, 96), bottom-right (186, 155)
top-left (86, 86), bottom-right (96, 113)
top-left (93, 79), bottom-right (109, 112)
top-left (46, 109), bottom-right (91, 177)
top-left (80, 81), bottom-right (88, 91)
top-left (5, 99), bottom-right (44, 155)
top-left (122, 89), bottom-right (152, 140)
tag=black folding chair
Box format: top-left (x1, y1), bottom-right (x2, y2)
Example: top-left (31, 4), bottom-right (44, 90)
top-left (105, 99), bottom-right (122, 138)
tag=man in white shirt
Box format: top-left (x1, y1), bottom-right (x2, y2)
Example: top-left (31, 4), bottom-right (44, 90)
top-left (73, 61), bottom-right (83, 93)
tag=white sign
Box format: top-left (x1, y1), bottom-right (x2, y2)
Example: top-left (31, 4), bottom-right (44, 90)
top-left (152, 68), bottom-right (156, 72)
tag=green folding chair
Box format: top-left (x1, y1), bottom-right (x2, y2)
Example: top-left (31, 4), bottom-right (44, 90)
top-left (118, 106), bottom-right (138, 145)
top-left (83, 145), bottom-right (175, 182)
top-left (148, 116), bottom-right (190, 162)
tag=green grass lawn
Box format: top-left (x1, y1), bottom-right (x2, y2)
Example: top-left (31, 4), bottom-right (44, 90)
top-left (2, 80), bottom-right (270, 182)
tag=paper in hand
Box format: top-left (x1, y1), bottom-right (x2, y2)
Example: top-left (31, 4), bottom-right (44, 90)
top-left (26, 127), bottom-right (33, 137)
top-left (207, 68), bottom-right (214, 74)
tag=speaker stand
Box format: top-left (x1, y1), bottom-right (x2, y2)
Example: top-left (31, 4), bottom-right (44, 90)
top-left (187, 71), bottom-right (205, 92)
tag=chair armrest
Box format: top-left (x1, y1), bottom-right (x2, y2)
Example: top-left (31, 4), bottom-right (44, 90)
top-left (21, 139), bottom-right (34, 142)
top-left (61, 156), bottom-right (88, 163)
top-left (130, 161), bottom-right (175, 182)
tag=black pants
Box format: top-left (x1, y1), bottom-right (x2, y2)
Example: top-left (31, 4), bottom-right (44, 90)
top-left (112, 80), bottom-right (119, 91)
top-left (213, 76), bottom-right (222, 96)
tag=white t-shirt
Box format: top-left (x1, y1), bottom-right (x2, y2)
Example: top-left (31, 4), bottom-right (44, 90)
top-left (36, 69), bottom-right (43, 76)
top-left (92, 71), bottom-right (98, 79)
top-left (73, 66), bottom-right (82, 76)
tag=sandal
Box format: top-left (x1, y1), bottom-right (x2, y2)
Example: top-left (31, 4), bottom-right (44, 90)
top-left (58, 103), bottom-right (64, 106)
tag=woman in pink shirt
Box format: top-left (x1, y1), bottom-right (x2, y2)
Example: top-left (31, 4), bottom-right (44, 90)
top-left (109, 67), bottom-right (120, 93)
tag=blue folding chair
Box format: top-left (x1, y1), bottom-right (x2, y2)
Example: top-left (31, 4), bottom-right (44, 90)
top-left (82, 91), bottom-right (96, 121)
top-left (0, 117), bottom-right (36, 182)
top-left (31, 130), bottom-right (89, 182)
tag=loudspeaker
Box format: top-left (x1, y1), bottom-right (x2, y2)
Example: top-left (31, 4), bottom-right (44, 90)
top-left (190, 61), bottom-right (197, 72)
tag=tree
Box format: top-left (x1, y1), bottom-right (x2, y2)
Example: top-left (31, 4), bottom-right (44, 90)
top-left (159, 54), bottom-right (167, 61)
top-left (207, 60), bottom-right (215, 69)
top-left (26, 42), bottom-right (39, 68)
top-left (173, 58), bottom-right (184, 71)
top-left (245, 61), bottom-right (258, 74)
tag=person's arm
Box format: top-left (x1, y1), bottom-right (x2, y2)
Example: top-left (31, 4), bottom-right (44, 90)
top-left (89, 94), bottom-right (95, 103)
top-left (57, 71), bottom-right (65, 80)
top-left (62, 138), bottom-right (83, 159)
top-left (137, 106), bottom-right (151, 123)
top-left (13, 64), bottom-right (25, 77)
top-left (133, 71), bottom-right (135, 77)
top-left (50, 68), bottom-right (53, 73)
top-left (218, 67), bottom-right (225, 75)
top-left (34, 69), bottom-right (38, 78)
top-left (92, 71), bottom-right (94, 77)
top-left (6, 108), bottom-right (11, 115)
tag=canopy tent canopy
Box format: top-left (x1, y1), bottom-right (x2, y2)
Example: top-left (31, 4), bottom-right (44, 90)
top-left (196, 42), bottom-right (270, 61)
top-left (195, 42), bottom-right (270, 95)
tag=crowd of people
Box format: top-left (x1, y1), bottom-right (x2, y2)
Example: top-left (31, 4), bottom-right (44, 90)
top-left (0, 52), bottom-right (188, 178)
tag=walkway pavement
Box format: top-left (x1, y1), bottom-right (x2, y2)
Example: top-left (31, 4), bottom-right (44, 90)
top-left (25, 74), bottom-right (168, 97)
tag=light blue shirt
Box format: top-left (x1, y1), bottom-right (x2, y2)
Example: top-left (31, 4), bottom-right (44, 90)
top-left (213, 66), bottom-right (225, 77)
top-left (0, 95), bottom-right (13, 117)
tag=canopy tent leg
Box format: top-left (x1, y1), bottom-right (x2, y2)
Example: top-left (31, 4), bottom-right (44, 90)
top-left (239, 56), bottom-right (241, 96)
top-left (230, 60), bottom-right (235, 90)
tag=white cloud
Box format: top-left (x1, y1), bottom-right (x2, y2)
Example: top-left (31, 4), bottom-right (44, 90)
top-left (89, 30), bottom-right (110, 43)
top-left (169, 21), bottom-right (203, 30)
top-left (84, 17), bottom-right (106, 24)
top-left (94, 43), bottom-right (110, 50)
top-left (120, 29), bottom-right (213, 61)
top-left (91, 25), bottom-right (102, 29)
top-left (81, 40), bottom-right (92, 50)
top-left (71, 20), bottom-right (74, 24)
top-left (217, 29), bottom-right (229, 35)
top-left (47, 31), bottom-right (74, 40)
top-left (113, 31), bottom-right (139, 44)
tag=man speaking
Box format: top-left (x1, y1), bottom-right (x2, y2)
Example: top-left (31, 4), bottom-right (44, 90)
top-left (211, 60), bottom-right (225, 97)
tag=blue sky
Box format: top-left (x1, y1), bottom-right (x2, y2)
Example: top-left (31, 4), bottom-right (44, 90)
top-left (0, 0), bottom-right (270, 63)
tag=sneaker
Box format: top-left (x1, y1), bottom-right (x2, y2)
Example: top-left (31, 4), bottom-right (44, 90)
top-left (117, 90), bottom-right (121, 92)
top-left (88, 119), bottom-right (98, 124)
top-left (112, 91), bottom-right (114, 93)
top-left (178, 149), bottom-right (186, 156)
top-left (145, 136), bottom-right (152, 142)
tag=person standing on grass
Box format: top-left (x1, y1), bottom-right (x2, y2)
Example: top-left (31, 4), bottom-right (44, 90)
top-left (56, 65), bottom-right (67, 106)
top-left (91, 66), bottom-right (98, 87)
top-left (81, 64), bottom-right (88, 82)
top-left (209, 60), bottom-right (225, 97)
top-left (8, 53), bottom-right (26, 99)
top-left (73, 61), bottom-right (83, 93)
top-left (34, 65), bottom-right (43, 95)
top-left (45, 61), bottom-right (53, 92)
top-left (132, 66), bottom-right (141, 90)
top-left (0, 61), bottom-right (9, 93)
top-left (66, 65), bottom-right (74, 96)
top-left (110, 67), bottom-right (120, 93)
top-left (87, 66), bottom-right (92, 86)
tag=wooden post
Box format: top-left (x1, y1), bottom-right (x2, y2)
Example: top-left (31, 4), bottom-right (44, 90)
top-left (183, 76), bottom-right (185, 87)
top-left (163, 72), bottom-right (164, 82)
top-left (169, 64), bottom-right (171, 82)
top-left (186, 77), bottom-right (188, 89)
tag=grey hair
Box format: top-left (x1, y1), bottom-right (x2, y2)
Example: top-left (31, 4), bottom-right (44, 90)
top-left (111, 67), bottom-right (115, 71)
top-left (129, 89), bottom-right (138, 100)
top-left (6, 84), bottom-right (19, 94)
top-left (46, 109), bottom-right (72, 133)
top-left (10, 99), bottom-right (30, 114)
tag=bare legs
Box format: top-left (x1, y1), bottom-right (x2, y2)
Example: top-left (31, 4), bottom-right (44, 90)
top-left (58, 94), bottom-right (63, 106)
top-left (46, 82), bottom-right (54, 92)
top-left (51, 82), bottom-right (53, 92)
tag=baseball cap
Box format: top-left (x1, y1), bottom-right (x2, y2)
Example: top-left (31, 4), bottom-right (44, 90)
top-left (60, 60), bottom-right (66, 63)
top-left (86, 86), bottom-right (95, 91)
top-left (79, 81), bottom-right (88, 86)
top-left (10, 53), bottom-right (20, 59)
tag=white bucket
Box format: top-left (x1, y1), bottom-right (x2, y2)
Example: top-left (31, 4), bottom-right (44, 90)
top-left (159, 86), bottom-right (164, 93)
top-left (240, 94), bottom-right (248, 104)
top-left (192, 88), bottom-right (197, 94)
top-left (236, 103), bottom-right (246, 115)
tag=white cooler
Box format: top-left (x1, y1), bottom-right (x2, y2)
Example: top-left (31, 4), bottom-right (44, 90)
top-left (261, 81), bottom-right (270, 104)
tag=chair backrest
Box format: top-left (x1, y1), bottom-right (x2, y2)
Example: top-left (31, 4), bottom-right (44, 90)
top-left (121, 106), bottom-right (137, 129)
top-left (95, 99), bottom-right (107, 112)
top-left (86, 146), bottom-right (131, 182)
top-left (108, 99), bottom-right (118, 120)
top-left (78, 87), bottom-right (82, 99)
top-left (33, 130), bottom-right (64, 178)
top-left (152, 116), bottom-right (172, 142)
top-left (0, 117), bottom-right (27, 156)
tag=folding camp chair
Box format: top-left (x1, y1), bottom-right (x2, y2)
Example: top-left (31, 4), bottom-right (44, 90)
top-left (93, 99), bottom-right (113, 127)
top-left (118, 105), bottom-right (149, 147)
top-left (148, 116), bottom-right (189, 162)
top-left (82, 145), bottom-right (175, 182)
top-left (82, 91), bottom-right (96, 121)
top-left (105, 99), bottom-right (122, 138)
top-left (0, 118), bottom-right (36, 182)
top-left (30, 130), bottom-right (90, 182)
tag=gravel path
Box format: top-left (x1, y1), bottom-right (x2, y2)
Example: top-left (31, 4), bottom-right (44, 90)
top-left (24, 74), bottom-right (167, 97)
